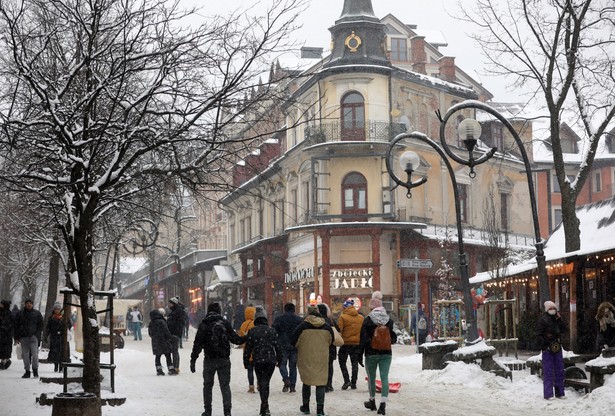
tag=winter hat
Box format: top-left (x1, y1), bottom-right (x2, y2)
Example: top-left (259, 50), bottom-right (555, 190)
top-left (53, 301), bottom-right (62, 310)
top-left (343, 299), bottom-right (355, 309)
top-left (254, 307), bottom-right (267, 322)
top-left (307, 305), bottom-right (320, 316)
top-left (369, 291), bottom-right (383, 309)
top-left (317, 303), bottom-right (331, 318)
top-left (544, 301), bottom-right (557, 311)
top-left (169, 296), bottom-right (179, 305)
top-left (158, 308), bottom-right (166, 317)
top-left (25, 298), bottom-right (33, 304)
top-left (207, 302), bottom-right (222, 315)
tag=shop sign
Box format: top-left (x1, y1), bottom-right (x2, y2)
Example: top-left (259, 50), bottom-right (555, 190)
top-left (331, 269), bottom-right (373, 290)
top-left (285, 267), bottom-right (315, 284)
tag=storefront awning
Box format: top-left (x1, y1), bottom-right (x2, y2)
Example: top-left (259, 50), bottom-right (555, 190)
top-left (207, 265), bottom-right (240, 290)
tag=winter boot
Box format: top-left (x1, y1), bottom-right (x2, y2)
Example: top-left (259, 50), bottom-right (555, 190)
top-left (168, 368), bottom-right (178, 375)
top-left (0, 361), bottom-right (4, 370)
top-left (350, 382), bottom-right (357, 389)
top-left (299, 404), bottom-right (310, 414)
top-left (156, 367), bottom-right (165, 376)
top-left (5, 359), bottom-right (11, 370)
top-left (54, 363), bottom-right (59, 372)
top-left (32, 368), bottom-right (38, 378)
top-left (282, 379), bottom-right (290, 392)
top-left (377, 402), bottom-right (386, 415)
top-left (22, 370), bottom-right (31, 378)
top-left (317, 403), bottom-right (325, 416)
top-left (341, 381), bottom-right (350, 390)
top-left (247, 385), bottom-right (255, 393)
top-left (289, 385), bottom-right (296, 393)
top-left (259, 402), bottom-right (271, 416)
top-left (364, 398), bottom-right (377, 411)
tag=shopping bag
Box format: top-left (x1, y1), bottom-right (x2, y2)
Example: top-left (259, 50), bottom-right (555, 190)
top-left (16, 343), bottom-right (22, 360)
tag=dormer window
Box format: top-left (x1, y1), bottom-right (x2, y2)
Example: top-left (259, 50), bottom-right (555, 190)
top-left (560, 136), bottom-right (578, 153)
top-left (390, 38), bottom-right (407, 62)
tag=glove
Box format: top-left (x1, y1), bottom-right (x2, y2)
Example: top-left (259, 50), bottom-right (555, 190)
top-left (190, 360), bottom-right (196, 373)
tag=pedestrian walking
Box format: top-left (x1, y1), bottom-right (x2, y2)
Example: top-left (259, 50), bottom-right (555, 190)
top-left (0, 300), bottom-right (14, 370)
top-left (14, 299), bottom-right (44, 378)
top-left (337, 298), bottom-right (364, 390)
top-left (410, 303), bottom-right (429, 346)
top-left (238, 305), bottom-right (256, 393)
top-left (243, 308), bottom-right (281, 416)
top-left (190, 302), bottom-right (246, 416)
top-left (272, 302), bottom-right (303, 393)
top-left (291, 305), bottom-right (334, 416)
top-left (167, 296), bottom-right (187, 371)
top-left (537, 300), bottom-right (567, 400)
top-left (129, 306), bottom-right (143, 341)
top-left (148, 308), bottom-right (177, 376)
top-left (317, 302), bottom-right (338, 392)
top-left (361, 291), bottom-right (397, 415)
top-left (44, 302), bottom-right (66, 372)
top-left (233, 303), bottom-right (245, 331)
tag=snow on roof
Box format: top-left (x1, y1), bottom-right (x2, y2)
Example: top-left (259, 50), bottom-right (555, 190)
top-left (471, 198), bottom-right (615, 284)
top-left (118, 256), bottom-right (147, 274)
top-left (543, 198), bottom-right (615, 261)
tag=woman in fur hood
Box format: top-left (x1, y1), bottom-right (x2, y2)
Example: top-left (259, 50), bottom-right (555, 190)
top-left (596, 301), bottom-right (615, 349)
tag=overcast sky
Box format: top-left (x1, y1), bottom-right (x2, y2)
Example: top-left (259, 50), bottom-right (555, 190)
top-left (196, 0), bottom-right (520, 102)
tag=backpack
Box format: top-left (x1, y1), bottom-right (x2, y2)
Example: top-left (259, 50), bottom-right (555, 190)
top-left (371, 324), bottom-right (392, 350)
top-left (418, 316), bottom-right (427, 331)
top-left (211, 320), bottom-right (228, 350)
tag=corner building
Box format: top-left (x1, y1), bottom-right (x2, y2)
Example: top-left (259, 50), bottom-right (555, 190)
top-left (222, 0), bottom-right (536, 323)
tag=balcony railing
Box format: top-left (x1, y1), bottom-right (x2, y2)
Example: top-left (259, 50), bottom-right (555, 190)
top-left (304, 121), bottom-right (406, 145)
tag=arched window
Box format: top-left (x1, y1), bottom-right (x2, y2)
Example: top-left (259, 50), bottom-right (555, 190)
top-left (342, 172), bottom-right (367, 220)
top-left (341, 92), bottom-right (365, 141)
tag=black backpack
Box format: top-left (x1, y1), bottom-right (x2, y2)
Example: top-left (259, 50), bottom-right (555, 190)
top-left (211, 319), bottom-right (228, 350)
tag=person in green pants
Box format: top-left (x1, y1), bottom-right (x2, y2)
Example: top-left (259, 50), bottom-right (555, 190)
top-left (360, 291), bottom-right (397, 415)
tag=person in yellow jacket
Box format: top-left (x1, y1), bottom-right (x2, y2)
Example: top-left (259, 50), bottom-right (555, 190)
top-left (337, 298), bottom-right (364, 390)
top-left (238, 305), bottom-right (256, 393)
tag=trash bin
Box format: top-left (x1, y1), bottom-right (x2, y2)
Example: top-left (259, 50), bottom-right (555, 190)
top-left (52, 392), bottom-right (101, 416)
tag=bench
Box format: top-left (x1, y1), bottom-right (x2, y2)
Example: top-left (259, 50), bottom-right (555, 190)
top-left (447, 342), bottom-right (512, 380)
top-left (584, 348), bottom-right (615, 391)
top-left (418, 340), bottom-right (459, 370)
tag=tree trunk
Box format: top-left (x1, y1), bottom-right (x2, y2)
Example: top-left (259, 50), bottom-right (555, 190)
top-left (45, 246), bottom-right (61, 317)
top-left (74, 225), bottom-right (101, 396)
top-left (561, 192), bottom-right (581, 253)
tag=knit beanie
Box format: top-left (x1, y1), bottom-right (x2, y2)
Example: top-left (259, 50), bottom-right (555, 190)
top-left (544, 301), bottom-right (557, 311)
top-left (343, 299), bottom-right (355, 308)
top-left (369, 291), bottom-right (383, 309)
top-left (53, 301), bottom-right (62, 310)
top-left (169, 296), bottom-right (179, 305)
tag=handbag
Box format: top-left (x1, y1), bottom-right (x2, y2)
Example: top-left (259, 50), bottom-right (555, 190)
top-left (332, 327), bottom-right (344, 347)
top-left (549, 340), bottom-right (561, 353)
top-left (16, 343), bottom-right (22, 360)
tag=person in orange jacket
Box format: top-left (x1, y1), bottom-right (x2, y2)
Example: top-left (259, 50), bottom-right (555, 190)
top-left (239, 305), bottom-right (257, 393)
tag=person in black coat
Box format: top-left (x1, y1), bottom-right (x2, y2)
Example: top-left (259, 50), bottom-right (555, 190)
top-left (190, 302), bottom-right (246, 416)
top-left (233, 303), bottom-right (245, 331)
top-left (148, 308), bottom-right (176, 376)
top-left (0, 300), bottom-right (14, 370)
top-left (244, 308), bottom-right (281, 416)
top-left (14, 298), bottom-right (44, 378)
top-left (272, 302), bottom-right (303, 392)
top-left (537, 300), bottom-right (567, 400)
top-left (44, 302), bottom-right (67, 372)
top-left (167, 297), bottom-right (187, 371)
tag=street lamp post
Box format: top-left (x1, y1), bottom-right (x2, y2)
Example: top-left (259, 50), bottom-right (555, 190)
top-left (386, 100), bottom-right (548, 342)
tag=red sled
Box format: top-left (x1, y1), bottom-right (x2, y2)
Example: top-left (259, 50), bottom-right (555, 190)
top-left (366, 377), bottom-right (401, 393)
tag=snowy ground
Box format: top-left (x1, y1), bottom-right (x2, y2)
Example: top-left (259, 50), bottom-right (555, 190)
top-left (1, 329), bottom-right (614, 416)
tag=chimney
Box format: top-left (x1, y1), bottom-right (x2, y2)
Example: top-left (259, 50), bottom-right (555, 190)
top-left (438, 56), bottom-right (456, 83)
top-left (410, 36), bottom-right (427, 75)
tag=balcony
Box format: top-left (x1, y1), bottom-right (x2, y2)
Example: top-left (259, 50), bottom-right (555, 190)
top-left (304, 121), bottom-right (406, 146)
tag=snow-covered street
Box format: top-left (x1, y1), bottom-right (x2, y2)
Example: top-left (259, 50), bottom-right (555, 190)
top-left (1, 330), bottom-right (614, 415)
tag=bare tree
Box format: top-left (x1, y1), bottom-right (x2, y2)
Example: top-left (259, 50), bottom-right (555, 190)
top-left (0, 0), bottom-right (306, 395)
top-left (461, 0), bottom-right (615, 252)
